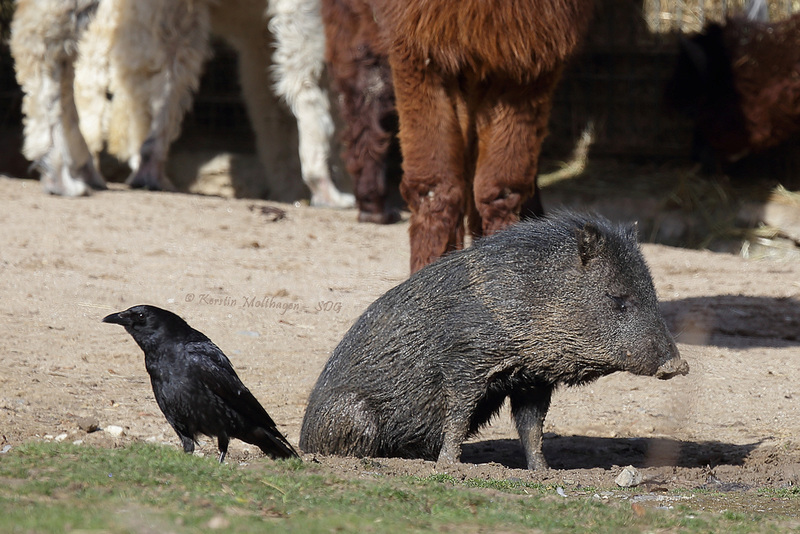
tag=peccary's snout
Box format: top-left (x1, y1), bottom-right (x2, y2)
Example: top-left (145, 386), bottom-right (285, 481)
top-left (649, 326), bottom-right (687, 380)
top-left (655, 356), bottom-right (689, 379)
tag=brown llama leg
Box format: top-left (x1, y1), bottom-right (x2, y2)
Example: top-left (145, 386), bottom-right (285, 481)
top-left (323, 0), bottom-right (397, 223)
top-left (393, 59), bottom-right (467, 273)
top-left (471, 74), bottom-right (561, 238)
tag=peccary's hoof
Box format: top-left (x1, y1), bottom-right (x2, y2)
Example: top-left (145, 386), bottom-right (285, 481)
top-left (655, 357), bottom-right (690, 379)
top-left (435, 447), bottom-right (460, 469)
top-left (526, 453), bottom-right (549, 471)
top-left (434, 457), bottom-right (457, 471)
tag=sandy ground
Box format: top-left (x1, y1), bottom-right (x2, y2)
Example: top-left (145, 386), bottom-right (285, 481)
top-left (1, 174), bottom-right (799, 493)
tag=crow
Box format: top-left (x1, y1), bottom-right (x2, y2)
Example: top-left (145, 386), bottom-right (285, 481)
top-left (103, 305), bottom-right (298, 463)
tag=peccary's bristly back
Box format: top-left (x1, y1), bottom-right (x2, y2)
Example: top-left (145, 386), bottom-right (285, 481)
top-left (467, 211), bottom-right (644, 274)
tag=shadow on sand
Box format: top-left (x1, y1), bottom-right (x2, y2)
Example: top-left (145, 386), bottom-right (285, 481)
top-left (462, 435), bottom-right (762, 471)
top-left (661, 295), bottom-right (800, 348)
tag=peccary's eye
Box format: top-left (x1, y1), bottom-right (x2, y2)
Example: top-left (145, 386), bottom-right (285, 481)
top-left (606, 294), bottom-right (627, 312)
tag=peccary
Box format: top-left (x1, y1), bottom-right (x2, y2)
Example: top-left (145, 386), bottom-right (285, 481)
top-left (299, 212), bottom-right (689, 470)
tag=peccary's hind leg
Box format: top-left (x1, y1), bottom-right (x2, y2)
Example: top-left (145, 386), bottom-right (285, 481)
top-left (436, 409), bottom-right (472, 466)
top-left (299, 392), bottom-right (382, 457)
top-left (510, 386), bottom-right (553, 470)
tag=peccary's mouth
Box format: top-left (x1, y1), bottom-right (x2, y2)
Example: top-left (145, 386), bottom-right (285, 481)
top-left (655, 357), bottom-right (689, 379)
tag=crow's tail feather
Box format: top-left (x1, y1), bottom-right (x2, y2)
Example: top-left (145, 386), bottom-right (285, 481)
top-left (245, 426), bottom-right (299, 459)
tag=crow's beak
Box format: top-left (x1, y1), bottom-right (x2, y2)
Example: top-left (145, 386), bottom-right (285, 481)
top-left (102, 311), bottom-right (130, 326)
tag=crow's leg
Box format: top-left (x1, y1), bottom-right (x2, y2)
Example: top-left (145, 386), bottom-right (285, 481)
top-left (217, 435), bottom-right (229, 464)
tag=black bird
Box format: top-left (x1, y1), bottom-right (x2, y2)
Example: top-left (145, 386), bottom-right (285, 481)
top-left (103, 305), bottom-right (298, 463)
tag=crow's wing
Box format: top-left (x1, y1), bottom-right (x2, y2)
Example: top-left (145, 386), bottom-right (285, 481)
top-left (183, 340), bottom-right (298, 458)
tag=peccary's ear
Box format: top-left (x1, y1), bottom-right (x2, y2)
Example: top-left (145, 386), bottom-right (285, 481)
top-left (576, 222), bottom-right (606, 266)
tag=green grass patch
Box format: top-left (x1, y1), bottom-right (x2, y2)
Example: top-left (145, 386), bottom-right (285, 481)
top-left (0, 442), bottom-right (797, 533)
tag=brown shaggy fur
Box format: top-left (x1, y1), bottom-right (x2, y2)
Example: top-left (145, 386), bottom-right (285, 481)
top-left (667, 12), bottom-right (800, 167)
top-left (322, 0), bottom-right (396, 223)
top-left (720, 14), bottom-right (800, 154)
top-left (326, 0), bottom-right (594, 271)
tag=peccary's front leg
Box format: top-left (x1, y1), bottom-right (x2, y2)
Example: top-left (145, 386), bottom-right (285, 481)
top-left (437, 410), bottom-right (471, 466)
top-left (510, 387), bottom-right (553, 470)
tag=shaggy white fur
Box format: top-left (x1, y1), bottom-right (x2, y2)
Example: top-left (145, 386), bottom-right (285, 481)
top-left (11, 0), bottom-right (354, 207)
top-left (11, 0), bottom-right (105, 196)
top-left (267, 0), bottom-right (351, 207)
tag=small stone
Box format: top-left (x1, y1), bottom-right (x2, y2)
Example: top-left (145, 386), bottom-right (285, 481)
top-left (78, 417), bottom-right (100, 433)
top-left (207, 516), bottom-right (230, 530)
top-left (237, 330), bottom-right (260, 338)
top-left (105, 425), bottom-right (124, 437)
top-left (54, 433), bottom-right (68, 442)
top-left (72, 440), bottom-right (84, 446)
top-left (615, 465), bottom-right (643, 488)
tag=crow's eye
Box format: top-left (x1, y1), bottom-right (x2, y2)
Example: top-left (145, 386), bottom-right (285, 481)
top-left (607, 294), bottom-right (628, 312)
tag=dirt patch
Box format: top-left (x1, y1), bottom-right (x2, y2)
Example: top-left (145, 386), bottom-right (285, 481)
top-left (0, 175), bottom-right (798, 495)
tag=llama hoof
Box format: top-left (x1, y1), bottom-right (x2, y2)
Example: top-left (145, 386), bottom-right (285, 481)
top-left (358, 209), bottom-right (401, 224)
top-left (126, 169), bottom-right (176, 192)
top-left (310, 190), bottom-right (356, 209)
top-left (77, 161), bottom-right (107, 191)
top-left (42, 170), bottom-right (91, 197)
top-left (44, 180), bottom-right (90, 197)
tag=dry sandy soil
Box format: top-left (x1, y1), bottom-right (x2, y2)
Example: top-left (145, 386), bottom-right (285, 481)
top-left (1, 174), bottom-right (799, 497)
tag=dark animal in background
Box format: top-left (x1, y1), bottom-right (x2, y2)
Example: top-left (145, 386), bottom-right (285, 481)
top-left (103, 305), bottom-right (298, 463)
top-left (299, 212), bottom-right (689, 470)
top-left (666, 3), bottom-right (800, 172)
top-left (323, 0), bottom-right (596, 272)
top-left (322, 0), bottom-right (398, 224)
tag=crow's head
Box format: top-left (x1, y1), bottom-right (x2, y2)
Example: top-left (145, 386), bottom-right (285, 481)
top-left (103, 305), bottom-right (192, 350)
